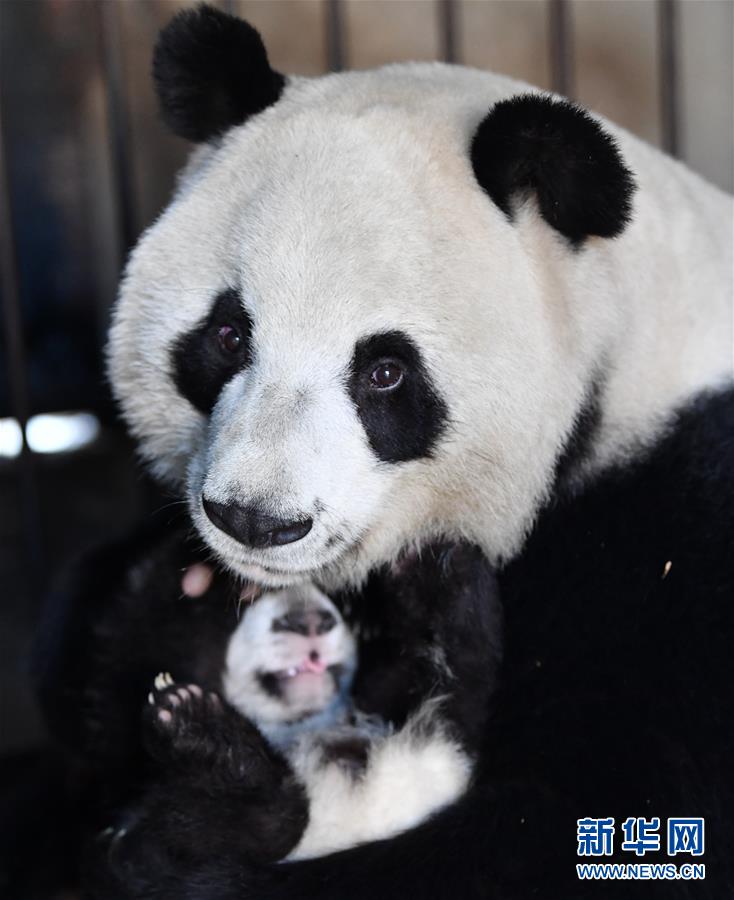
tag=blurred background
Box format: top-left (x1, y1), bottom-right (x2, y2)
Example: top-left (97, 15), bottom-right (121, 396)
top-left (1, 0), bottom-right (732, 758)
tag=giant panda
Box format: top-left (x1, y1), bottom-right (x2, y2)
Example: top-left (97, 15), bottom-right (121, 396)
top-left (50, 2), bottom-right (734, 898)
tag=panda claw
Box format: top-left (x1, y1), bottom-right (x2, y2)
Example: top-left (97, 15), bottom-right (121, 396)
top-left (154, 671), bottom-right (174, 690)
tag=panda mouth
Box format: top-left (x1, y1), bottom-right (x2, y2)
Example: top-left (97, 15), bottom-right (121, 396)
top-left (239, 561), bottom-right (320, 584)
top-left (263, 661), bottom-right (344, 698)
top-left (231, 541), bottom-right (360, 587)
top-left (276, 657), bottom-right (328, 679)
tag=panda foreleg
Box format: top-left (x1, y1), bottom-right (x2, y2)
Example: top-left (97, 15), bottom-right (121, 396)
top-left (102, 676), bottom-right (309, 873)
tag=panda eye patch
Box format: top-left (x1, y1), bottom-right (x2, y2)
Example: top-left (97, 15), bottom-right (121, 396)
top-left (171, 288), bottom-right (253, 414)
top-left (348, 330), bottom-right (448, 463)
top-left (217, 325), bottom-right (243, 354)
top-left (369, 361), bottom-right (403, 391)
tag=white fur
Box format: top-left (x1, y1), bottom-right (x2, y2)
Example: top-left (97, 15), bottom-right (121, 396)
top-left (108, 62), bottom-right (733, 588)
top-left (287, 699), bottom-right (471, 860)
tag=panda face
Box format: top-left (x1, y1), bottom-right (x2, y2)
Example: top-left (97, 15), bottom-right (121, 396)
top-left (109, 64), bottom-right (635, 587)
top-left (184, 304), bottom-right (450, 586)
top-left (163, 114), bottom-right (466, 587)
top-left (223, 585), bottom-right (356, 726)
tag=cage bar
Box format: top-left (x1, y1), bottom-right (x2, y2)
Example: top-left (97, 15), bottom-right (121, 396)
top-left (658, 0), bottom-right (680, 157)
top-left (549, 0), bottom-right (573, 98)
top-left (439, 0), bottom-right (459, 64)
top-left (97, 0), bottom-right (137, 259)
top-left (326, 0), bottom-right (345, 73)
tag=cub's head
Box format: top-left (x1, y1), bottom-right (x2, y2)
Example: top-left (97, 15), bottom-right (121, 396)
top-left (223, 584), bottom-right (356, 728)
top-left (108, 5), bottom-right (634, 588)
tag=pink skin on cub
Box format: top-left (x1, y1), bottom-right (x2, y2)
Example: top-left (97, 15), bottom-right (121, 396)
top-left (181, 563), bottom-right (214, 598)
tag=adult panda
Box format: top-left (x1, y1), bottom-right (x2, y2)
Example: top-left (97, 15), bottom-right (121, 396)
top-left (101, 4), bottom-right (733, 898)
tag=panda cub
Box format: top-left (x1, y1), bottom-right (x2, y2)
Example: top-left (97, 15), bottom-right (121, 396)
top-left (143, 582), bottom-right (390, 863)
top-left (66, 528), bottom-right (502, 874)
top-left (148, 580), bottom-right (389, 792)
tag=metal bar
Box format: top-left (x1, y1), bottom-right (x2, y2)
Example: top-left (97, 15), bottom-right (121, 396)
top-left (0, 105), bottom-right (45, 586)
top-left (439, 0), bottom-right (459, 64)
top-left (0, 123), bottom-right (31, 436)
top-left (658, 0), bottom-right (680, 157)
top-left (96, 0), bottom-right (137, 260)
top-left (326, 0), bottom-right (345, 73)
top-left (549, 0), bottom-right (573, 98)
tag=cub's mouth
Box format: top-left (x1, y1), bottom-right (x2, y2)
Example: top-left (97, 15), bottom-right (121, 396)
top-left (275, 656), bottom-right (328, 680)
top-left (258, 660), bottom-right (347, 714)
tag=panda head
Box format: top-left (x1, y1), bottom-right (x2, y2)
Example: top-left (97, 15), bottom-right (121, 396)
top-left (223, 584), bottom-right (356, 728)
top-left (108, 5), bottom-right (635, 588)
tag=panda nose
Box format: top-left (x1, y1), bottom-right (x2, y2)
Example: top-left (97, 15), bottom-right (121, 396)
top-left (202, 497), bottom-right (313, 548)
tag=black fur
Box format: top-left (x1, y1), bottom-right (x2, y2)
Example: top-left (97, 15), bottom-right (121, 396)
top-left (0, 749), bottom-right (82, 899)
top-left (33, 386), bottom-right (734, 899)
top-left (350, 543), bottom-right (503, 753)
top-left (257, 672), bottom-right (283, 699)
top-left (33, 513), bottom-right (239, 795)
top-left (318, 734), bottom-right (372, 774)
top-left (153, 4), bottom-right (285, 143)
top-left (171, 288), bottom-right (253, 414)
top-left (471, 94), bottom-right (636, 243)
top-left (348, 331), bottom-right (449, 463)
top-left (130, 683), bottom-right (309, 867)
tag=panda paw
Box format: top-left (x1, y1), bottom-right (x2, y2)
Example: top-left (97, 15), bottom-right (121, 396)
top-left (144, 674), bottom-right (221, 763)
top-left (147, 671), bottom-right (222, 728)
top-left (149, 670), bottom-right (221, 718)
top-left (143, 672), bottom-right (271, 781)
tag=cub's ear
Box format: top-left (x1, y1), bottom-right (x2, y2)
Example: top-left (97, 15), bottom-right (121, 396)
top-left (470, 94), bottom-right (635, 244)
top-left (152, 4), bottom-right (285, 143)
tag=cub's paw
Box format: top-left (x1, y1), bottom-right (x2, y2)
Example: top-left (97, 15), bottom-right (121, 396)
top-left (142, 673), bottom-right (283, 787)
top-left (143, 673), bottom-right (228, 768)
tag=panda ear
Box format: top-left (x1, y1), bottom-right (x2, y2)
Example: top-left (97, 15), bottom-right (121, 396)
top-left (152, 4), bottom-right (285, 143)
top-left (470, 94), bottom-right (635, 243)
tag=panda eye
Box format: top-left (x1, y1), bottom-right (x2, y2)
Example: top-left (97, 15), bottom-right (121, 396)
top-left (369, 361), bottom-right (404, 391)
top-left (217, 325), bottom-right (242, 354)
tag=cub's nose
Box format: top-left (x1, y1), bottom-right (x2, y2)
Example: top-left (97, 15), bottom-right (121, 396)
top-left (202, 497), bottom-right (313, 548)
top-left (272, 608), bottom-right (338, 636)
